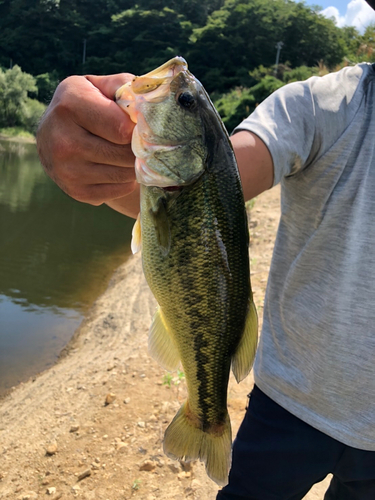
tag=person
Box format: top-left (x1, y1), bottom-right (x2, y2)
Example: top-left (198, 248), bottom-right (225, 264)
top-left (37, 3), bottom-right (375, 498)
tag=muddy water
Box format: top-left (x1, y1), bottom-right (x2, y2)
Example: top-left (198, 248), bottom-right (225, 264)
top-left (0, 138), bottom-right (134, 394)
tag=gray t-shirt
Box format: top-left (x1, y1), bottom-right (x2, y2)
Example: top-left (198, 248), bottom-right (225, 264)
top-left (236, 63), bottom-right (375, 450)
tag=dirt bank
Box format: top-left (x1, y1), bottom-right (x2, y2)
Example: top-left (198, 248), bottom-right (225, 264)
top-left (0, 187), bottom-right (330, 500)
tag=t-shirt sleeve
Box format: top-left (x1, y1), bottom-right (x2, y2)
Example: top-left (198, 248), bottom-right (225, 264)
top-left (234, 80), bottom-right (317, 186)
top-left (233, 66), bottom-right (364, 186)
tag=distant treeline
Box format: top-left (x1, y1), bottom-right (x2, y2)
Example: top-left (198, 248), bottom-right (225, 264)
top-left (0, 0), bottom-right (374, 132)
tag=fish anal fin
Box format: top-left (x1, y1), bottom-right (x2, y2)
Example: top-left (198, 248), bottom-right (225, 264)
top-left (131, 214), bottom-right (142, 254)
top-left (163, 401), bottom-right (232, 486)
top-left (148, 307), bottom-right (180, 371)
top-left (231, 298), bottom-right (258, 383)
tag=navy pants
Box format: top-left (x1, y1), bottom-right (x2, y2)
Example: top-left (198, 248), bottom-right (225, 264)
top-left (217, 385), bottom-right (375, 500)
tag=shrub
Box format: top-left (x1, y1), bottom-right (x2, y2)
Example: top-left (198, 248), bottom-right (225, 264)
top-left (0, 65), bottom-right (45, 133)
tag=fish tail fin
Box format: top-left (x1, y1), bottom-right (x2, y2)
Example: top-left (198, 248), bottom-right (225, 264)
top-left (231, 297), bottom-right (258, 383)
top-left (163, 401), bottom-right (232, 486)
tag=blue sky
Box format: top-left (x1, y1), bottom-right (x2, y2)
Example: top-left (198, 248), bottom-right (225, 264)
top-left (301, 0), bottom-right (375, 32)
top-left (305, 0), bottom-right (352, 13)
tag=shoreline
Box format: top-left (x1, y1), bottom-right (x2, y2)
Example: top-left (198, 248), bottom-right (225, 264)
top-left (1, 132), bottom-right (135, 397)
top-left (0, 132), bottom-right (36, 144)
top-left (1, 252), bottom-right (148, 400)
top-left (0, 187), bottom-right (330, 500)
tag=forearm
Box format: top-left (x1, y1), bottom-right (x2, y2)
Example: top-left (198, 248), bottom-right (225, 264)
top-left (231, 130), bottom-right (274, 201)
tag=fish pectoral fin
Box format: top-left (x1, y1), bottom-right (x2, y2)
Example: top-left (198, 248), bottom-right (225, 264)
top-left (231, 298), bottom-right (258, 383)
top-left (148, 307), bottom-right (180, 371)
top-left (131, 214), bottom-right (142, 254)
top-left (150, 197), bottom-right (171, 256)
top-left (163, 401), bottom-right (232, 486)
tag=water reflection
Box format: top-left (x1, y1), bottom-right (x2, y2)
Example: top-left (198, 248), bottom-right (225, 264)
top-left (0, 140), bottom-right (45, 212)
top-left (0, 139), bottom-right (134, 393)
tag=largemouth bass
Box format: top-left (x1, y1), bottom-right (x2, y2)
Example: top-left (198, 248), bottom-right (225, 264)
top-left (116, 57), bottom-right (258, 486)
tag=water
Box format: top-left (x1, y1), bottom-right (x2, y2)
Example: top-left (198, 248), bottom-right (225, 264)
top-left (0, 138), bottom-right (134, 394)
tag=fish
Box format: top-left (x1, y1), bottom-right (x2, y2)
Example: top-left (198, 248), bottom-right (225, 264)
top-left (115, 57), bottom-right (258, 486)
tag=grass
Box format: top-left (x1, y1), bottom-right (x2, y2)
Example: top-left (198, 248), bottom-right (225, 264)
top-left (162, 370), bottom-right (185, 388)
top-left (132, 479), bottom-right (141, 491)
top-left (162, 370), bottom-right (186, 400)
top-left (246, 198), bottom-right (256, 211)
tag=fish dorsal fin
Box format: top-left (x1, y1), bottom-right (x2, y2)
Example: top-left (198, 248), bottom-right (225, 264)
top-left (231, 298), bottom-right (258, 383)
top-left (148, 307), bottom-right (180, 371)
top-left (131, 213), bottom-right (142, 254)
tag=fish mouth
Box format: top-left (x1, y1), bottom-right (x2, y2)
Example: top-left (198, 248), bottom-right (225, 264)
top-left (163, 185), bottom-right (182, 192)
top-left (131, 56), bottom-right (187, 96)
top-left (115, 57), bottom-right (188, 121)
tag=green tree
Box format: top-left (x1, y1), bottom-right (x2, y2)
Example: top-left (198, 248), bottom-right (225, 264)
top-left (189, 0), bottom-right (346, 93)
top-left (127, 0), bottom-right (225, 25)
top-left (0, 0), bottom-right (65, 76)
top-left (281, 2), bottom-right (346, 69)
top-left (0, 0), bottom-right (367, 96)
top-left (0, 65), bottom-right (45, 132)
top-left (34, 71), bottom-right (60, 103)
top-left (214, 62), bottom-right (321, 132)
top-left (85, 7), bottom-right (193, 76)
top-left (338, 25), bottom-right (362, 60)
top-left (354, 24), bottom-right (375, 62)
top-left (214, 75), bottom-right (285, 132)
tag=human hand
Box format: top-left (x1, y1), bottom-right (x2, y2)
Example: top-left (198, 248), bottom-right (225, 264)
top-left (37, 73), bottom-right (140, 218)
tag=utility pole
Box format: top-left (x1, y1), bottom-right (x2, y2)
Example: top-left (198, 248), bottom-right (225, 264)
top-left (82, 39), bottom-right (87, 66)
top-left (274, 41), bottom-right (284, 77)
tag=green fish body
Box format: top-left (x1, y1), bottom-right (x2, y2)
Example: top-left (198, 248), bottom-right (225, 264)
top-left (116, 57), bottom-right (258, 486)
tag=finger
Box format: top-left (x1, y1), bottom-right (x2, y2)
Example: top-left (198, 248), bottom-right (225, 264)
top-left (71, 181), bottom-right (138, 206)
top-left (80, 131), bottom-right (136, 168)
top-left (40, 106), bottom-right (136, 179)
top-left (53, 128), bottom-right (136, 169)
top-left (53, 75), bottom-right (135, 145)
top-left (62, 162), bottom-right (137, 187)
top-left (85, 73), bottom-right (134, 100)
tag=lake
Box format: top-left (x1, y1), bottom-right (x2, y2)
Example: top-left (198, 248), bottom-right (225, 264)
top-left (0, 138), bottom-right (134, 395)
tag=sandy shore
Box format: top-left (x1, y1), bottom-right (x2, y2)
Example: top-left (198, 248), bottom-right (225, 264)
top-left (0, 188), bottom-right (330, 500)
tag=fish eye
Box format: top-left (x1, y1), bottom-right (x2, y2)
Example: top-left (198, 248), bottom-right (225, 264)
top-left (178, 92), bottom-right (196, 110)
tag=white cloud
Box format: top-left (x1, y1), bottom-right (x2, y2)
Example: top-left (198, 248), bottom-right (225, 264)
top-left (321, 6), bottom-right (345, 26)
top-left (321, 0), bottom-right (375, 32)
